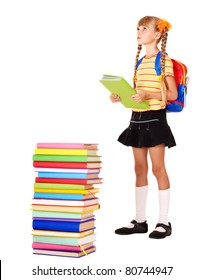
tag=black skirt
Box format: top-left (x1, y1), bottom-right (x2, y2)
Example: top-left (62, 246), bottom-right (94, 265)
top-left (118, 109), bottom-right (176, 148)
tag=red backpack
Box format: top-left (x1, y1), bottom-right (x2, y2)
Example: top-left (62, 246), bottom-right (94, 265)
top-left (136, 52), bottom-right (188, 112)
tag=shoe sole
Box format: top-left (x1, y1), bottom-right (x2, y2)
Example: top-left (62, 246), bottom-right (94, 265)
top-left (149, 232), bottom-right (172, 239)
top-left (115, 230), bottom-right (148, 235)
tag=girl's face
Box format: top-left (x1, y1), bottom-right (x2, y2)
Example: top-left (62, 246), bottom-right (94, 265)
top-left (137, 23), bottom-right (160, 45)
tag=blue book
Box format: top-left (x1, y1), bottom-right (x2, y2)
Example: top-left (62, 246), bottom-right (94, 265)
top-left (37, 172), bottom-right (98, 179)
top-left (33, 192), bottom-right (95, 200)
top-left (32, 219), bottom-right (95, 232)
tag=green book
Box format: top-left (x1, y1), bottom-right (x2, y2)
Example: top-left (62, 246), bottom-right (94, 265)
top-left (32, 210), bottom-right (94, 219)
top-left (100, 74), bottom-right (148, 109)
top-left (32, 154), bottom-right (101, 162)
top-left (33, 234), bottom-right (95, 246)
top-left (33, 183), bottom-right (93, 190)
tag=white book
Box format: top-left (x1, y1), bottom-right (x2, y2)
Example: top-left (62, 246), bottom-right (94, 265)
top-left (34, 168), bottom-right (100, 173)
top-left (32, 197), bottom-right (99, 206)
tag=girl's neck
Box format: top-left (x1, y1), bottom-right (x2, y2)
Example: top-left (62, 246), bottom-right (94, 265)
top-left (145, 47), bottom-right (160, 59)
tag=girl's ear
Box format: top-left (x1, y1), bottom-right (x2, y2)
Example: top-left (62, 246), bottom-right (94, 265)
top-left (155, 32), bottom-right (162, 40)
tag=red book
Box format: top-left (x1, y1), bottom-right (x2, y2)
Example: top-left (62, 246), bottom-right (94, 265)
top-left (33, 161), bottom-right (102, 169)
top-left (32, 242), bottom-right (95, 252)
top-left (35, 177), bottom-right (102, 185)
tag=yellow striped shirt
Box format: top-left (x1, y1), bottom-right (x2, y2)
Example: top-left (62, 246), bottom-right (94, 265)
top-left (133, 54), bottom-right (174, 112)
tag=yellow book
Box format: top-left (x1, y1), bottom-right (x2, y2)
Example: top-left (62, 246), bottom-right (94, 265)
top-left (34, 188), bottom-right (100, 194)
top-left (31, 204), bottom-right (100, 213)
top-left (32, 229), bottom-right (94, 238)
top-left (34, 148), bottom-right (98, 156)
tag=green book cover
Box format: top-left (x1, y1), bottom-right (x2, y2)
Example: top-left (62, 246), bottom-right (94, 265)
top-left (100, 74), bottom-right (148, 109)
top-left (33, 234), bottom-right (95, 246)
top-left (32, 154), bottom-right (101, 162)
top-left (32, 236), bottom-right (80, 246)
top-left (32, 211), bottom-right (93, 219)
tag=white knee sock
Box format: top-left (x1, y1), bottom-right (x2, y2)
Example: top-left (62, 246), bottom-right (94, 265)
top-left (127, 185), bottom-right (148, 228)
top-left (156, 188), bottom-right (170, 232)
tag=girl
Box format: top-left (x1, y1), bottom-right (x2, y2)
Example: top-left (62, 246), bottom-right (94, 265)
top-left (110, 16), bottom-right (177, 239)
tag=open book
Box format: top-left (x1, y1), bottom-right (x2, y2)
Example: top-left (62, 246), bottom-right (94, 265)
top-left (100, 74), bottom-right (148, 109)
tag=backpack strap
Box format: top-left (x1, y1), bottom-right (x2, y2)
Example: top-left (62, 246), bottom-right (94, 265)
top-left (136, 56), bottom-right (145, 70)
top-left (136, 52), bottom-right (162, 75)
top-left (155, 52), bottom-right (162, 76)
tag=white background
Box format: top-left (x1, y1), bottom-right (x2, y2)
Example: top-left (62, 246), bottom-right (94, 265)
top-left (0, 0), bottom-right (203, 279)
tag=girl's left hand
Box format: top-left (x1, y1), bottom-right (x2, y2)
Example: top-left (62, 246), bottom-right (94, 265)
top-left (131, 90), bottom-right (146, 103)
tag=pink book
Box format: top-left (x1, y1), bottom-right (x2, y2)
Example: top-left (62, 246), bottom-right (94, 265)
top-left (37, 143), bottom-right (98, 150)
top-left (32, 242), bottom-right (93, 252)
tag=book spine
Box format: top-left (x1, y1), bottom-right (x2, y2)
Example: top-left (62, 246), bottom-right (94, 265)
top-left (35, 177), bottom-right (88, 184)
top-left (33, 161), bottom-right (101, 168)
top-left (32, 235), bottom-right (79, 246)
top-left (32, 218), bottom-right (94, 222)
top-left (37, 172), bottom-right (88, 179)
top-left (34, 168), bottom-right (99, 173)
top-left (32, 198), bottom-right (88, 206)
top-left (31, 204), bottom-right (99, 213)
top-left (32, 211), bottom-right (85, 219)
top-left (33, 220), bottom-right (81, 232)
top-left (37, 143), bottom-right (84, 149)
top-left (32, 155), bottom-right (99, 162)
top-left (35, 148), bottom-right (88, 156)
top-left (33, 188), bottom-right (93, 194)
top-left (33, 192), bottom-right (84, 200)
top-left (34, 183), bottom-right (92, 189)
top-left (33, 161), bottom-right (88, 168)
top-left (32, 242), bottom-right (82, 251)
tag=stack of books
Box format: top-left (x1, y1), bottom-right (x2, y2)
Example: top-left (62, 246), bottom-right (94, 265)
top-left (31, 143), bottom-right (102, 258)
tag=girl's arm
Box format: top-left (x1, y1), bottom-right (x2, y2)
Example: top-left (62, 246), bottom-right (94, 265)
top-left (164, 75), bottom-right (178, 100)
top-left (131, 76), bottom-right (177, 102)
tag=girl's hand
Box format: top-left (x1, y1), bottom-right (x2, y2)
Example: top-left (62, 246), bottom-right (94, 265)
top-left (110, 93), bottom-right (121, 103)
top-left (131, 90), bottom-right (146, 103)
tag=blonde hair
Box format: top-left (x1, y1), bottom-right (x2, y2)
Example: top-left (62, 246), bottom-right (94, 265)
top-left (133, 16), bottom-right (170, 88)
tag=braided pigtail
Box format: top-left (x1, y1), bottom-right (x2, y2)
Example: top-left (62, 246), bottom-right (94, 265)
top-left (160, 31), bottom-right (168, 75)
top-left (156, 19), bottom-right (171, 76)
top-left (133, 44), bottom-right (142, 88)
top-left (160, 31), bottom-right (168, 104)
top-left (156, 19), bottom-right (171, 104)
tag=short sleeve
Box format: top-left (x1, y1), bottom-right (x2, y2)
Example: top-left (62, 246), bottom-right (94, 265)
top-left (164, 55), bottom-right (174, 78)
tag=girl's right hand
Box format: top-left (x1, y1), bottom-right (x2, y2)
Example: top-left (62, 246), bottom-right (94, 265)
top-left (110, 94), bottom-right (121, 103)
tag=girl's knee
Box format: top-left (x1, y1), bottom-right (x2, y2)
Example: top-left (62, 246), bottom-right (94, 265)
top-left (152, 165), bottom-right (166, 178)
top-left (135, 163), bottom-right (148, 177)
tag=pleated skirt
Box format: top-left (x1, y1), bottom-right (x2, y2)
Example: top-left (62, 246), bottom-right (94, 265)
top-left (118, 109), bottom-right (176, 148)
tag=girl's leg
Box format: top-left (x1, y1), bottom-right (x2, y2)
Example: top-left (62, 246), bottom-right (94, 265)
top-left (115, 147), bottom-right (148, 235)
top-left (132, 147), bottom-right (148, 187)
top-left (149, 144), bottom-right (170, 190)
top-left (132, 147), bottom-right (149, 223)
top-left (149, 145), bottom-right (171, 237)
